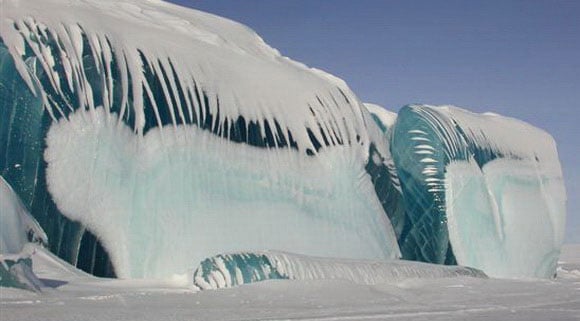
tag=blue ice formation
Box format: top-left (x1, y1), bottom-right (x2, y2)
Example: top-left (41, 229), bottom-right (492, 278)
top-left (390, 105), bottom-right (566, 277)
top-left (0, 0), bottom-right (400, 279)
top-left (193, 251), bottom-right (486, 290)
top-left (0, 0), bottom-right (566, 281)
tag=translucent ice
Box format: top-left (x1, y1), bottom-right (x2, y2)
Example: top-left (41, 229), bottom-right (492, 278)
top-left (0, 0), bottom-right (401, 278)
top-left (0, 0), bottom-right (567, 281)
top-left (445, 159), bottom-right (564, 278)
top-left (44, 107), bottom-right (399, 278)
top-left (391, 104), bottom-right (566, 278)
top-left (364, 103), bottom-right (406, 239)
top-left (193, 250), bottom-right (486, 290)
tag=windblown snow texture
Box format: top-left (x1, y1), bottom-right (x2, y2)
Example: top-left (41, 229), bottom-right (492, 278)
top-left (391, 105), bottom-right (566, 278)
top-left (0, 0), bottom-right (400, 279)
top-left (193, 251), bottom-right (486, 290)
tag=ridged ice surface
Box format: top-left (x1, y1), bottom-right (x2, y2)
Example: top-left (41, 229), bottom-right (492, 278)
top-left (193, 250), bottom-right (486, 290)
top-left (0, 0), bottom-right (374, 149)
top-left (391, 104), bottom-right (566, 278)
top-left (0, 0), bottom-right (400, 278)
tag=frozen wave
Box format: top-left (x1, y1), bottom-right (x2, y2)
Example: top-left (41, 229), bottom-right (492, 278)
top-left (193, 250), bottom-right (486, 290)
top-left (391, 104), bottom-right (566, 278)
top-left (0, 0), bottom-right (567, 281)
top-left (45, 107), bottom-right (399, 278)
top-left (0, 0), bottom-right (400, 278)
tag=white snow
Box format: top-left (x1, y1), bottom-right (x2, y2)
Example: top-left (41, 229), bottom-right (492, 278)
top-left (363, 103), bottom-right (401, 191)
top-left (1, 176), bottom-right (48, 291)
top-left (1, 245), bottom-right (579, 321)
top-left (0, 0), bottom-right (379, 156)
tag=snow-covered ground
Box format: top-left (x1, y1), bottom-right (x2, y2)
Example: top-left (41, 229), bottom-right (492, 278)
top-left (1, 245), bottom-right (579, 321)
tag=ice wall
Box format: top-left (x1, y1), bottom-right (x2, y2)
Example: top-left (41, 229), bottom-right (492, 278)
top-left (45, 107), bottom-right (398, 278)
top-left (0, 37), bottom-right (115, 278)
top-left (391, 104), bottom-right (566, 278)
top-left (193, 250), bottom-right (486, 290)
top-left (0, 0), bottom-right (400, 278)
top-left (0, 0), bottom-right (566, 281)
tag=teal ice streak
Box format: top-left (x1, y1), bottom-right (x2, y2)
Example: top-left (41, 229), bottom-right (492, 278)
top-left (391, 105), bottom-right (504, 264)
top-left (194, 253), bottom-right (288, 290)
top-left (390, 105), bottom-right (564, 277)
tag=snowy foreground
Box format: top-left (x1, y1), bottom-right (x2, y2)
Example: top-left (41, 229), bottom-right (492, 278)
top-left (1, 245), bottom-right (579, 321)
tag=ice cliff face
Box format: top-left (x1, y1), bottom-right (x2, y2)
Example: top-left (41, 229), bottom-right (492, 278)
top-left (0, 0), bottom-right (566, 280)
top-left (0, 0), bottom-right (400, 279)
top-left (390, 105), bottom-right (566, 277)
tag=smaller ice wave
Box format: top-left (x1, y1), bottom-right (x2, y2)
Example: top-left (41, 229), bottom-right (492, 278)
top-left (192, 251), bottom-right (486, 290)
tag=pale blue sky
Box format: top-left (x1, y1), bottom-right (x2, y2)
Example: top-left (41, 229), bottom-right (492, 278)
top-left (171, 0), bottom-right (579, 243)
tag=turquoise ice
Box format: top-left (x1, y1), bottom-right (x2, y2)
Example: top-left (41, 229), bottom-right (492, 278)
top-left (391, 105), bottom-right (566, 277)
top-left (0, 0), bottom-right (566, 280)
